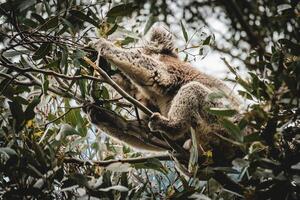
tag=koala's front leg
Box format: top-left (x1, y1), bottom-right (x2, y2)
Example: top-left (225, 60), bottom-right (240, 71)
top-left (148, 81), bottom-right (218, 140)
top-left (91, 38), bottom-right (173, 91)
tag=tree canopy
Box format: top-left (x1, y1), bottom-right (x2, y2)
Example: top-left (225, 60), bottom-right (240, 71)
top-left (0, 0), bottom-right (299, 199)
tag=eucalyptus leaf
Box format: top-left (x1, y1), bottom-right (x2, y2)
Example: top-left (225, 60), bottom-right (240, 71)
top-left (107, 3), bottom-right (137, 17)
top-left (69, 10), bottom-right (99, 27)
top-left (39, 16), bottom-right (59, 31)
top-left (144, 15), bottom-right (157, 35)
top-left (56, 124), bottom-right (80, 141)
top-left (219, 118), bottom-right (243, 142)
top-left (32, 43), bottom-right (52, 60)
top-left (180, 20), bottom-right (188, 42)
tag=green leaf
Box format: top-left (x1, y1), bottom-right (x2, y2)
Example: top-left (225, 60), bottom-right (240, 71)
top-left (69, 10), bottom-right (99, 27)
top-left (100, 85), bottom-right (110, 99)
top-left (20, 56), bottom-right (34, 68)
top-left (64, 100), bottom-right (86, 136)
top-left (222, 58), bottom-right (237, 76)
top-left (60, 46), bottom-right (68, 74)
top-left (32, 43), bottom-right (52, 60)
top-left (59, 18), bottom-right (75, 35)
top-left (53, 167), bottom-right (64, 181)
top-left (43, 0), bottom-right (51, 15)
top-left (0, 147), bottom-right (17, 159)
top-left (238, 90), bottom-right (254, 100)
top-left (236, 77), bottom-right (252, 92)
top-left (144, 14), bottom-right (157, 35)
top-left (3, 50), bottom-right (31, 58)
top-left (207, 91), bottom-right (226, 101)
top-left (180, 20), bottom-right (188, 42)
top-left (106, 23), bottom-right (118, 36)
top-left (121, 36), bottom-right (135, 45)
top-left (39, 16), bottom-right (59, 31)
top-left (219, 118), bottom-right (243, 142)
top-left (73, 49), bottom-right (86, 59)
top-left (106, 3), bottom-right (137, 17)
top-left (255, 158), bottom-right (280, 169)
top-left (13, 96), bottom-right (29, 105)
top-left (22, 18), bottom-right (38, 28)
top-left (78, 79), bottom-right (86, 98)
top-left (24, 97), bottom-right (40, 121)
top-left (184, 54), bottom-right (188, 61)
top-left (69, 173), bottom-right (88, 187)
top-left (244, 132), bottom-right (261, 143)
top-left (30, 141), bottom-right (47, 168)
top-left (207, 108), bottom-right (237, 117)
top-left (18, 0), bottom-right (35, 12)
top-left (45, 59), bottom-right (60, 69)
top-left (133, 158), bottom-right (167, 174)
top-left (8, 101), bottom-right (24, 132)
top-left (43, 78), bottom-right (49, 94)
top-left (31, 13), bottom-right (45, 24)
top-left (56, 124), bottom-right (81, 141)
top-left (203, 35), bottom-right (211, 45)
top-left (0, 81), bottom-right (29, 104)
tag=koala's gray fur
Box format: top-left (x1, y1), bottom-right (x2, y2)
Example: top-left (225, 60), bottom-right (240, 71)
top-left (89, 26), bottom-right (241, 152)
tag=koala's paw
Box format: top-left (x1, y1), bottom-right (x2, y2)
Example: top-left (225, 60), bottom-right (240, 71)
top-left (148, 112), bottom-right (164, 132)
top-left (89, 38), bottom-right (112, 55)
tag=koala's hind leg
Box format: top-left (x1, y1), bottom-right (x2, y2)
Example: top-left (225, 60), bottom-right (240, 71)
top-left (148, 81), bottom-right (218, 140)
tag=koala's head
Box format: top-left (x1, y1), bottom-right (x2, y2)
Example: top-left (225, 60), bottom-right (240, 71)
top-left (143, 26), bottom-right (177, 57)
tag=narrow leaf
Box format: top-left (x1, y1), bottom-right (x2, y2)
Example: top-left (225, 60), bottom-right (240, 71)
top-left (32, 43), bottom-right (52, 60)
top-left (70, 10), bottom-right (99, 27)
top-left (107, 3), bottom-right (137, 17)
top-left (203, 35), bottom-right (211, 45)
top-left (39, 16), bottom-right (59, 31)
top-left (24, 97), bottom-right (40, 121)
top-left (144, 14), bottom-right (157, 35)
top-left (180, 20), bottom-right (188, 42)
top-left (219, 118), bottom-right (243, 142)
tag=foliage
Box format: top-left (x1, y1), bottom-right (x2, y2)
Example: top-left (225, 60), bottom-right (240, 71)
top-left (0, 0), bottom-right (299, 199)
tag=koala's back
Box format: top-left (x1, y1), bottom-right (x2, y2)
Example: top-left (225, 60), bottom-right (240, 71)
top-left (156, 55), bottom-right (240, 109)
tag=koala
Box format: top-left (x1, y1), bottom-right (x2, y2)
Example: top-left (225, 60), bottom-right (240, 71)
top-left (87, 26), bottom-right (241, 154)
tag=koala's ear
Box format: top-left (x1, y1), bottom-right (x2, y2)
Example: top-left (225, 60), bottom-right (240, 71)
top-left (149, 26), bottom-right (175, 53)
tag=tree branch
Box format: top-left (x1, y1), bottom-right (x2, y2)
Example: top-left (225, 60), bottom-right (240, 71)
top-left (0, 72), bottom-right (34, 86)
top-left (83, 56), bottom-right (153, 116)
top-left (63, 154), bottom-right (172, 167)
top-left (0, 60), bottom-right (105, 83)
